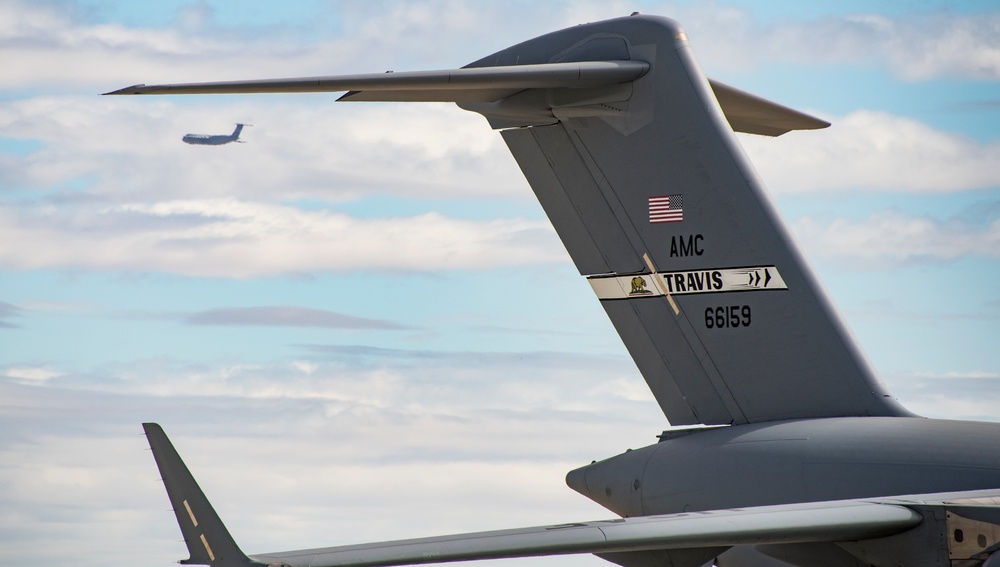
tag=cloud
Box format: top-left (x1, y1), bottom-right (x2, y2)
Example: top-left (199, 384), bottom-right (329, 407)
top-left (0, 344), bottom-right (660, 564)
top-left (889, 370), bottom-right (1000, 420)
top-left (183, 306), bottom-right (411, 330)
top-left (3, 339), bottom-right (998, 565)
top-left (791, 210), bottom-right (1000, 267)
top-left (739, 111), bottom-right (1000, 194)
top-left (3, 0), bottom-right (999, 107)
top-left (2, 366), bottom-right (63, 382)
top-left (50, 346), bottom-right (654, 415)
top-left (0, 1), bottom-right (347, 92)
top-left (0, 96), bottom-right (523, 202)
top-left (674, 5), bottom-right (1000, 81)
top-left (0, 199), bottom-right (564, 276)
top-left (0, 1), bottom-right (557, 93)
top-left (838, 12), bottom-right (1000, 81)
top-left (0, 302), bottom-right (20, 329)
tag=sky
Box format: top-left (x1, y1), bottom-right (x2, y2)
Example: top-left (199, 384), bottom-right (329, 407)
top-left (1, 1), bottom-right (998, 566)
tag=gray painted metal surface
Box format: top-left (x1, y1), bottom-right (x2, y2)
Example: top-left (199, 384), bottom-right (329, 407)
top-left (250, 501), bottom-right (919, 567)
top-left (107, 61), bottom-right (650, 101)
top-left (568, 417), bottom-right (1000, 518)
top-left (112, 13), bottom-right (1000, 567)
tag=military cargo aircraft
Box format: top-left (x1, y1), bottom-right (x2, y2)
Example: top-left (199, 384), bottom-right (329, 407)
top-left (181, 123), bottom-right (246, 145)
top-left (108, 14), bottom-right (1000, 567)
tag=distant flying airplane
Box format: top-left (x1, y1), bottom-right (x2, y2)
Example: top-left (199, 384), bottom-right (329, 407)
top-left (181, 123), bottom-right (247, 145)
top-left (108, 14), bottom-right (1000, 567)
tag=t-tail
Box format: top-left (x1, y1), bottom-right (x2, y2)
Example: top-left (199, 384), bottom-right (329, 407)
top-left (456, 17), bottom-right (911, 426)
top-left (110, 14), bottom-right (911, 426)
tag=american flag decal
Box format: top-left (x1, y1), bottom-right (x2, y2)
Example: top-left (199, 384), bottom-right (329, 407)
top-left (649, 194), bottom-right (683, 224)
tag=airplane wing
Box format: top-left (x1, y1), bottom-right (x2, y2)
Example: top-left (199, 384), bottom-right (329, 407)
top-left (143, 423), bottom-right (921, 567)
top-left (248, 501), bottom-right (919, 567)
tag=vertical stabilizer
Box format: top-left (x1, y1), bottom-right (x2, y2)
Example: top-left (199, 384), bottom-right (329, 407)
top-left (143, 423), bottom-right (257, 567)
top-left (461, 15), bottom-right (910, 425)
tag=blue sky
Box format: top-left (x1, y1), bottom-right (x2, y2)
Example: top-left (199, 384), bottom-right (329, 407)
top-left (1, 1), bottom-right (998, 566)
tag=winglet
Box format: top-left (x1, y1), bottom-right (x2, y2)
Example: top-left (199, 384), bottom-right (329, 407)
top-left (142, 423), bottom-right (258, 567)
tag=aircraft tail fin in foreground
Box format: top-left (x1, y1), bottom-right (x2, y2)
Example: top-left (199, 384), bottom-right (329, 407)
top-left (110, 15), bottom-right (904, 426)
top-left (142, 423), bottom-right (256, 567)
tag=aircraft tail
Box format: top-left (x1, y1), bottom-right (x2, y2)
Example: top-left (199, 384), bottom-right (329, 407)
top-left (232, 124), bottom-right (245, 139)
top-left (142, 423), bottom-right (258, 567)
top-left (457, 15), bottom-right (910, 425)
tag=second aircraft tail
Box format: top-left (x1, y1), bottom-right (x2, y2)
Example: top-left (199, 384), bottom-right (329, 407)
top-left (143, 423), bottom-right (257, 567)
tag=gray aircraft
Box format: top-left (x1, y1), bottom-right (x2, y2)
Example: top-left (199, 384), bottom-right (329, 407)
top-left (181, 123), bottom-right (247, 145)
top-left (108, 14), bottom-right (1000, 567)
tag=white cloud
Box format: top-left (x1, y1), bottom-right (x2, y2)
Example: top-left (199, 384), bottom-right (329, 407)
top-left (0, 1), bottom-right (555, 92)
top-left (3, 346), bottom-right (999, 565)
top-left (0, 348), bottom-right (660, 566)
top-left (0, 1), bottom-right (336, 91)
top-left (183, 305), bottom-right (410, 329)
top-left (675, 5), bottom-right (1000, 80)
top-left (0, 91), bottom-right (560, 278)
top-left (791, 210), bottom-right (1000, 267)
top-left (0, 95), bottom-right (524, 201)
top-left (845, 13), bottom-right (1000, 81)
top-left (889, 369), bottom-right (1000, 420)
top-left (0, 198), bottom-right (563, 276)
top-left (3, 366), bottom-right (63, 382)
top-left (3, 0), bottom-right (999, 102)
top-left (740, 111), bottom-right (1000, 194)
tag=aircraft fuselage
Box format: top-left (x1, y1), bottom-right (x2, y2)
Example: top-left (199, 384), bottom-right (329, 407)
top-left (569, 417), bottom-right (1000, 518)
top-left (182, 123), bottom-right (245, 145)
top-left (182, 134), bottom-right (235, 145)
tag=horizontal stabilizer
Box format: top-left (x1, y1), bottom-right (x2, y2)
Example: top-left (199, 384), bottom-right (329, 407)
top-left (102, 61), bottom-right (826, 135)
top-left (103, 61), bottom-right (650, 102)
